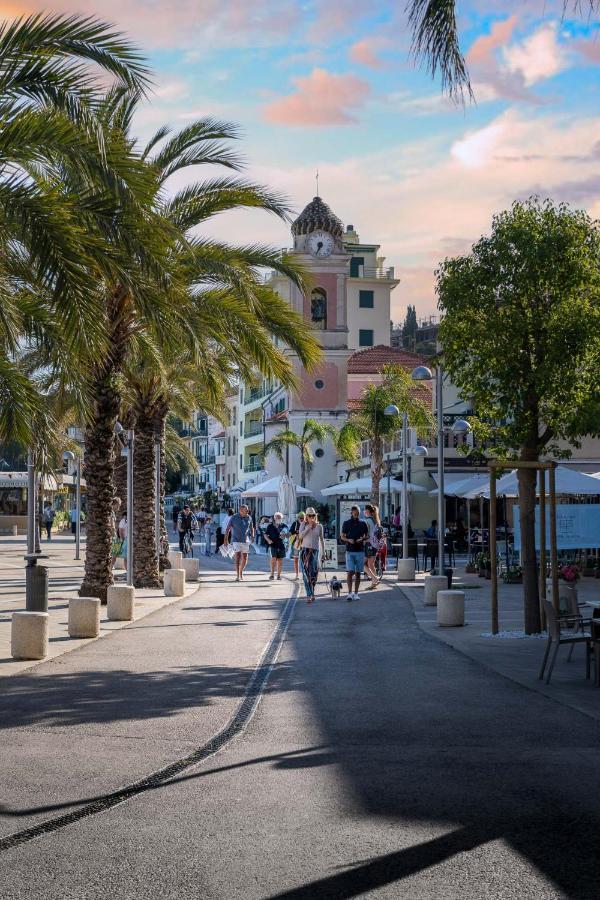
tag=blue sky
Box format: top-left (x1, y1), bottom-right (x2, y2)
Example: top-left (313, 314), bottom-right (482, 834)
top-left (5, 0), bottom-right (599, 319)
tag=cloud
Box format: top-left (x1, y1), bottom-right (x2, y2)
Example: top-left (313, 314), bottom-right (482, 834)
top-left (263, 68), bottom-right (371, 127)
top-left (467, 15), bottom-right (519, 66)
top-left (503, 22), bottom-right (568, 85)
top-left (574, 37), bottom-right (600, 65)
top-left (348, 37), bottom-right (391, 69)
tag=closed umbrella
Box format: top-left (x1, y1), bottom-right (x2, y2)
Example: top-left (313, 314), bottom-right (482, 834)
top-left (277, 474), bottom-right (298, 523)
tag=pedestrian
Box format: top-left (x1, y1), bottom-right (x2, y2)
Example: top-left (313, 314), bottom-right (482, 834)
top-left (298, 507), bottom-right (325, 603)
top-left (340, 504), bottom-right (369, 602)
top-left (70, 505), bottom-right (78, 539)
top-left (425, 519), bottom-right (438, 571)
top-left (222, 507), bottom-right (234, 538)
top-left (177, 503), bottom-right (198, 554)
top-left (224, 504), bottom-right (254, 582)
top-left (110, 497), bottom-right (123, 568)
top-left (117, 511), bottom-right (127, 566)
top-left (364, 503), bottom-right (385, 589)
top-left (197, 506), bottom-right (207, 526)
top-left (172, 504), bottom-right (180, 531)
top-left (289, 511), bottom-right (305, 581)
top-left (42, 502), bottom-right (55, 541)
top-left (265, 512), bottom-right (286, 580)
top-left (203, 516), bottom-right (214, 556)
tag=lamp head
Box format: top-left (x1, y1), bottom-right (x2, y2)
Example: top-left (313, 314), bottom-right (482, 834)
top-left (452, 418), bottom-right (472, 435)
top-left (413, 446), bottom-right (428, 457)
top-left (114, 421), bottom-right (124, 435)
top-left (411, 365), bottom-right (433, 382)
top-left (384, 404), bottom-right (400, 417)
top-left (62, 450), bottom-right (75, 462)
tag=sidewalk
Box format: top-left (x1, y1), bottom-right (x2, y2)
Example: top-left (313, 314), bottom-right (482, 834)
top-left (0, 533), bottom-right (198, 678)
top-left (398, 566), bottom-right (600, 722)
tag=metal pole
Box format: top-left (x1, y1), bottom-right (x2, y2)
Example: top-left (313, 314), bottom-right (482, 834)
top-left (436, 365), bottom-right (445, 574)
top-left (154, 437), bottom-right (161, 559)
top-left (490, 470), bottom-right (498, 634)
top-left (549, 464), bottom-right (559, 614)
top-left (75, 457), bottom-right (81, 560)
top-left (27, 449), bottom-right (35, 555)
top-left (402, 412), bottom-right (409, 559)
top-left (467, 500), bottom-right (471, 560)
top-left (386, 468), bottom-right (391, 531)
top-left (539, 468), bottom-right (546, 628)
top-left (126, 429), bottom-right (134, 586)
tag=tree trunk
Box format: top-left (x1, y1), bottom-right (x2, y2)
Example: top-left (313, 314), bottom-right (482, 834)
top-left (156, 408), bottom-right (170, 571)
top-left (371, 438), bottom-right (383, 506)
top-left (518, 453), bottom-right (541, 634)
top-left (80, 374), bottom-right (120, 602)
top-left (132, 413), bottom-right (160, 588)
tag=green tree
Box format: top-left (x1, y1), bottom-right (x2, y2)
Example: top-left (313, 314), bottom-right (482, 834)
top-left (437, 197), bottom-right (600, 634)
top-left (337, 364), bottom-right (434, 501)
top-left (262, 419), bottom-right (339, 488)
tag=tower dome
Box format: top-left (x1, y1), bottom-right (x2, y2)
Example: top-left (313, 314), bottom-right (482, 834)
top-left (291, 196), bottom-right (344, 237)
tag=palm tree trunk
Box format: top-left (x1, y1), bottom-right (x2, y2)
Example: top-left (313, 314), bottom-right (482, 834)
top-left (371, 438), bottom-right (384, 506)
top-left (133, 413), bottom-right (160, 588)
top-left (80, 374), bottom-right (120, 602)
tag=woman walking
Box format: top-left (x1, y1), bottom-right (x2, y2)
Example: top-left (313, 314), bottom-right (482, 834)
top-left (299, 507), bottom-right (325, 603)
top-left (289, 511), bottom-right (305, 581)
top-left (265, 512), bottom-right (286, 580)
top-left (364, 503), bottom-right (385, 589)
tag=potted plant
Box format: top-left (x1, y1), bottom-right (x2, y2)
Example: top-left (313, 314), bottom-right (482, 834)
top-left (503, 565), bottom-right (522, 584)
top-left (465, 559), bottom-right (476, 574)
top-left (548, 564), bottom-right (580, 612)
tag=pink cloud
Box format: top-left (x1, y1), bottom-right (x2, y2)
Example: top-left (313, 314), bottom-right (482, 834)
top-left (349, 37), bottom-right (391, 69)
top-left (574, 37), bottom-right (600, 65)
top-left (263, 68), bottom-right (371, 127)
top-left (467, 15), bottom-right (519, 66)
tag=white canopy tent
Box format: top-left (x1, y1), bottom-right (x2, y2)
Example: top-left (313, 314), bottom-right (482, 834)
top-left (429, 472), bottom-right (490, 497)
top-left (321, 476), bottom-right (426, 497)
top-left (478, 465), bottom-right (600, 498)
top-left (241, 475), bottom-right (312, 499)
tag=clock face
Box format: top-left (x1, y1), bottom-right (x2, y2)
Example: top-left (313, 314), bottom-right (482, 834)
top-left (307, 230), bottom-right (334, 258)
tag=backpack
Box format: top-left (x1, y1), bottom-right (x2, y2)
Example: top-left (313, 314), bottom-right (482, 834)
top-left (369, 525), bottom-right (386, 551)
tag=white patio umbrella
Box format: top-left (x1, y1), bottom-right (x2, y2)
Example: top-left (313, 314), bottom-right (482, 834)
top-left (321, 476), bottom-right (426, 497)
top-left (479, 465), bottom-right (600, 498)
top-left (277, 474), bottom-right (299, 522)
top-left (241, 475), bottom-right (312, 498)
top-left (428, 472), bottom-right (490, 497)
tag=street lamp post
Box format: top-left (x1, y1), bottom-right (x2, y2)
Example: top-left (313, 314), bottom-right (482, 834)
top-left (412, 363), bottom-right (471, 576)
top-left (62, 450), bottom-right (81, 560)
top-left (154, 435), bottom-right (161, 560)
top-left (115, 422), bottom-right (134, 586)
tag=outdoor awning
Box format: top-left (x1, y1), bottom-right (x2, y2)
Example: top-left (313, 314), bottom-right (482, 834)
top-left (429, 473), bottom-right (489, 497)
top-left (479, 465), bottom-right (600, 498)
top-left (241, 475), bottom-right (312, 498)
top-left (321, 476), bottom-right (426, 497)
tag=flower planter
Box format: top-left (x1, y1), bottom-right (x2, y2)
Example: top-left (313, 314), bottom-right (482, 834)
top-left (546, 578), bottom-right (578, 614)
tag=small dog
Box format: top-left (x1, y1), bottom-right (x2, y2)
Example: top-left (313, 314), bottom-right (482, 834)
top-left (329, 576), bottom-right (343, 599)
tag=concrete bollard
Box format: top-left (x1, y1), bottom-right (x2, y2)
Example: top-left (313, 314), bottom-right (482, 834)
top-left (423, 574), bottom-right (448, 607)
top-left (397, 558), bottom-right (415, 582)
top-left (181, 557), bottom-right (199, 582)
top-left (168, 550), bottom-right (183, 569)
top-left (11, 524), bottom-right (18, 537)
top-left (68, 596), bottom-right (101, 638)
top-left (437, 590), bottom-right (465, 626)
top-left (11, 611), bottom-right (49, 660)
top-left (164, 568), bottom-right (185, 597)
top-left (113, 557), bottom-right (125, 570)
top-left (107, 585), bottom-right (135, 621)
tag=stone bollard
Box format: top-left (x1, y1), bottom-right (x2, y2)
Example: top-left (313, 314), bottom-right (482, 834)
top-left (397, 558), bottom-right (415, 582)
top-left (113, 557), bottom-right (125, 570)
top-left (181, 557), bottom-right (199, 582)
top-left (68, 596), bottom-right (101, 638)
top-left (11, 524), bottom-right (18, 537)
top-left (107, 585), bottom-right (135, 621)
top-left (168, 550), bottom-right (183, 569)
top-left (164, 568), bottom-right (185, 597)
top-left (423, 574), bottom-right (448, 607)
top-left (11, 611), bottom-right (49, 660)
top-left (437, 590), bottom-right (465, 626)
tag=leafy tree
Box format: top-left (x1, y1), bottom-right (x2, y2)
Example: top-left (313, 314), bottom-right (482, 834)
top-left (402, 305), bottom-right (418, 350)
top-left (438, 197), bottom-right (600, 634)
top-left (337, 365), bottom-right (434, 500)
top-left (262, 419), bottom-right (338, 488)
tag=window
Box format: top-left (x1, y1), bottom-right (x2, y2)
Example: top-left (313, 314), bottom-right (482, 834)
top-left (359, 290), bottom-right (374, 308)
top-left (359, 329), bottom-right (374, 347)
top-left (350, 256), bottom-right (364, 277)
top-left (315, 379), bottom-right (324, 390)
top-left (310, 288), bottom-right (327, 330)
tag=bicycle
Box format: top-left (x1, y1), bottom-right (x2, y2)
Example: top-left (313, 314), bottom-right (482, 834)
top-left (182, 528), bottom-right (194, 558)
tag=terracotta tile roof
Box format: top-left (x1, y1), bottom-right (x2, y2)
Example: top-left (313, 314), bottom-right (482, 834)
top-left (348, 345), bottom-right (428, 374)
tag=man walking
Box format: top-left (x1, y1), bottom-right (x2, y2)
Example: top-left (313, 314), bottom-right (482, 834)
top-left (42, 502), bottom-right (55, 541)
top-left (340, 505), bottom-right (368, 602)
top-left (225, 504), bottom-right (254, 582)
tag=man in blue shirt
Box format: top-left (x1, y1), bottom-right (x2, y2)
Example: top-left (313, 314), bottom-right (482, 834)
top-left (225, 505), bottom-right (255, 582)
top-left (341, 505), bottom-right (369, 602)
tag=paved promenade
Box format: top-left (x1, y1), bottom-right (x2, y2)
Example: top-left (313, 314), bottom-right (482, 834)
top-left (2, 544), bottom-right (600, 898)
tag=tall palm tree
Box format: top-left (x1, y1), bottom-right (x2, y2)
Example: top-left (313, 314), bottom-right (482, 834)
top-left (262, 419), bottom-right (339, 489)
top-left (337, 365), bottom-right (435, 501)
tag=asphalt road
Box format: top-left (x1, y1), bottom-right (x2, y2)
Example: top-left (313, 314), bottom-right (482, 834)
top-left (1, 560), bottom-right (600, 899)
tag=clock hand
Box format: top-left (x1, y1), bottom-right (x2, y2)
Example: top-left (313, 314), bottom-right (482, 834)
top-left (316, 241), bottom-right (323, 255)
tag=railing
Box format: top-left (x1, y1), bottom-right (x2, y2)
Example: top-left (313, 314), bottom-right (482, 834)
top-left (243, 462), bottom-right (263, 473)
top-left (244, 384), bottom-right (272, 405)
top-left (244, 425), bottom-right (263, 439)
top-left (351, 266), bottom-right (395, 280)
top-left (196, 454), bottom-right (216, 465)
top-left (180, 428), bottom-right (207, 438)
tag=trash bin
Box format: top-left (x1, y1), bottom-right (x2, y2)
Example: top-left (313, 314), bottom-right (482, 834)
top-left (26, 563), bottom-right (48, 612)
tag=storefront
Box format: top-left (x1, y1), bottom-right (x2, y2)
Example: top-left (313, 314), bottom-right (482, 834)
top-left (0, 472), bottom-right (84, 534)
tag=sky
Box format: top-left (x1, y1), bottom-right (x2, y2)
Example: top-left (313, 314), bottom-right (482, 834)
top-left (3, 0), bottom-right (599, 321)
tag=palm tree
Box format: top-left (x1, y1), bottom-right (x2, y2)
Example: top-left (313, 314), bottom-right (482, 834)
top-left (262, 419), bottom-right (339, 489)
top-left (337, 365), bottom-right (435, 501)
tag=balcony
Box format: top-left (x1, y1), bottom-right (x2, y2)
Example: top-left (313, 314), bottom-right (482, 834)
top-left (243, 462), bottom-right (263, 473)
top-left (244, 423), bottom-right (263, 440)
top-left (215, 453), bottom-right (226, 465)
top-left (350, 266), bottom-right (395, 280)
top-left (180, 427), bottom-right (207, 438)
top-left (196, 454), bottom-right (216, 466)
top-left (244, 384), bottom-right (272, 406)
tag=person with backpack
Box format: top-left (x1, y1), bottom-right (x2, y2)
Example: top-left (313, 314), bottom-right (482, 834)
top-left (176, 504), bottom-right (198, 554)
top-left (364, 503), bottom-right (385, 589)
top-left (289, 511), bottom-right (305, 581)
top-left (42, 502), bottom-right (56, 541)
top-left (265, 512), bottom-right (286, 580)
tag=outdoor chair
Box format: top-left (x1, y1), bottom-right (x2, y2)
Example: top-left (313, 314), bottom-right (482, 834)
top-left (539, 600), bottom-right (592, 685)
top-left (560, 590), bottom-right (593, 662)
